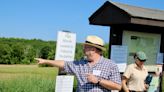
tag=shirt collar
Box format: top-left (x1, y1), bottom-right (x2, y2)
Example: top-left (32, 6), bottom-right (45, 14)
top-left (97, 56), bottom-right (104, 64)
top-left (134, 63), bottom-right (146, 70)
top-left (85, 56), bottom-right (104, 65)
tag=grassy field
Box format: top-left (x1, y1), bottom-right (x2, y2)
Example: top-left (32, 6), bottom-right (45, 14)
top-left (0, 65), bottom-right (163, 92)
top-left (0, 65), bottom-right (59, 92)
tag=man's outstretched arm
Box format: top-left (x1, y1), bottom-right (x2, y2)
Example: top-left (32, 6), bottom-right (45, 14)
top-left (35, 58), bottom-right (65, 69)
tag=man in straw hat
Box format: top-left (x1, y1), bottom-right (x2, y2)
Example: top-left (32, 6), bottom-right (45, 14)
top-left (35, 35), bottom-right (121, 92)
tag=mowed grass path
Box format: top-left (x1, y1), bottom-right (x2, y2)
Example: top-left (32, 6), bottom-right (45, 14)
top-left (0, 65), bottom-right (59, 92)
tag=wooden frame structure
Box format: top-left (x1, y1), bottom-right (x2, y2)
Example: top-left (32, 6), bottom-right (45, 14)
top-left (89, 1), bottom-right (164, 91)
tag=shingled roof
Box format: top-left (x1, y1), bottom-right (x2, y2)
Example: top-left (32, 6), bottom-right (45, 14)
top-left (110, 2), bottom-right (164, 21)
top-left (89, 1), bottom-right (164, 27)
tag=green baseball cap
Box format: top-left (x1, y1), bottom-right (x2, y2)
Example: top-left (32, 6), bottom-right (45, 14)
top-left (136, 51), bottom-right (147, 61)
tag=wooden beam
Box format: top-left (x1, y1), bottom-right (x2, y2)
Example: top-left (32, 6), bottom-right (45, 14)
top-left (131, 17), bottom-right (164, 27)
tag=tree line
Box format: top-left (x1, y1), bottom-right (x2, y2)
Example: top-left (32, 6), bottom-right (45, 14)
top-left (0, 37), bottom-right (109, 64)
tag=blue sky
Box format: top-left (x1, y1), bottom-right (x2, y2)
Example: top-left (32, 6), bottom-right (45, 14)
top-left (0, 0), bottom-right (164, 43)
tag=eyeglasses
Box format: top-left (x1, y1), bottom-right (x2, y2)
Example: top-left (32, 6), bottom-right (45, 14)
top-left (83, 45), bottom-right (95, 49)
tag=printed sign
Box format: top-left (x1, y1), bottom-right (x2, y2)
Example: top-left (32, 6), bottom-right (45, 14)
top-left (110, 45), bottom-right (128, 72)
top-left (55, 31), bottom-right (76, 92)
top-left (55, 76), bottom-right (74, 92)
top-left (156, 53), bottom-right (163, 64)
top-left (55, 31), bottom-right (76, 61)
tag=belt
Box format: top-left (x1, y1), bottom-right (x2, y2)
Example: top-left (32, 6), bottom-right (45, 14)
top-left (129, 90), bottom-right (146, 92)
top-left (129, 90), bottom-right (136, 92)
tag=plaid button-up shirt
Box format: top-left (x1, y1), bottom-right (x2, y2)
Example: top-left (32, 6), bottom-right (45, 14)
top-left (64, 56), bottom-right (121, 92)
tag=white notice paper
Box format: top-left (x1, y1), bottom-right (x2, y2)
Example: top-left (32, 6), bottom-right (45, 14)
top-left (110, 45), bottom-right (128, 72)
top-left (156, 53), bottom-right (163, 64)
top-left (111, 45), bottom-right (128, 63)
top-left (55, 31), bottom-right (76, 61)
top-left (55, 76), bottom-right (74, 92)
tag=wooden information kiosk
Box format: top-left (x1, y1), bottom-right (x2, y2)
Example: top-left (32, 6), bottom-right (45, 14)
top-left (89, 1), bottom-right (164, 92)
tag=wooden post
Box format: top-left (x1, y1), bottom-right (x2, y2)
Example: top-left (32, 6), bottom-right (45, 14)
top-left (159, 53), bottom-right (164, 92)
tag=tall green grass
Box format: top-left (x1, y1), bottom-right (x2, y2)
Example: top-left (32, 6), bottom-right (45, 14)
top-left (0, 75), bottom-right (55, 92)
top-left (1, 65), bottom-right (163, 92)
top-left (0, 65), bottom-right (58, 92)
top-left (162, 74), bottom-right (164, 92)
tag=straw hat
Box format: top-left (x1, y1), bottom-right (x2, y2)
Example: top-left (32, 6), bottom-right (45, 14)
top-left (84, 35), bottom-right (106, 51)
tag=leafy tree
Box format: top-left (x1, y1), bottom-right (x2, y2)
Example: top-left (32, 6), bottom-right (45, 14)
top-left (103, 43), bottom-right (109, 58)
top-left (10, 43), bottom-right (25, 64)
top-left (47, 49), bottom-right (55, 60)
top-left (0, 44), bottom-right (12, 64)
top-left (23, 45), bottom-right (36, 64)
top-left (75, 43), bottom-right (84, 60)
top-left (0, 37), bottom-right (109, 64)
top-left (40, 46), bottom-right (52, 59)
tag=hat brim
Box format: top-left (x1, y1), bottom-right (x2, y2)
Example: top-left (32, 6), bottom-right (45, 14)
top-left (84, 43), bottom-right (106, 51)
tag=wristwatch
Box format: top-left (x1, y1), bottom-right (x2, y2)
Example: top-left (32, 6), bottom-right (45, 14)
top-left (97, 78), bottom-right (101, 85)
